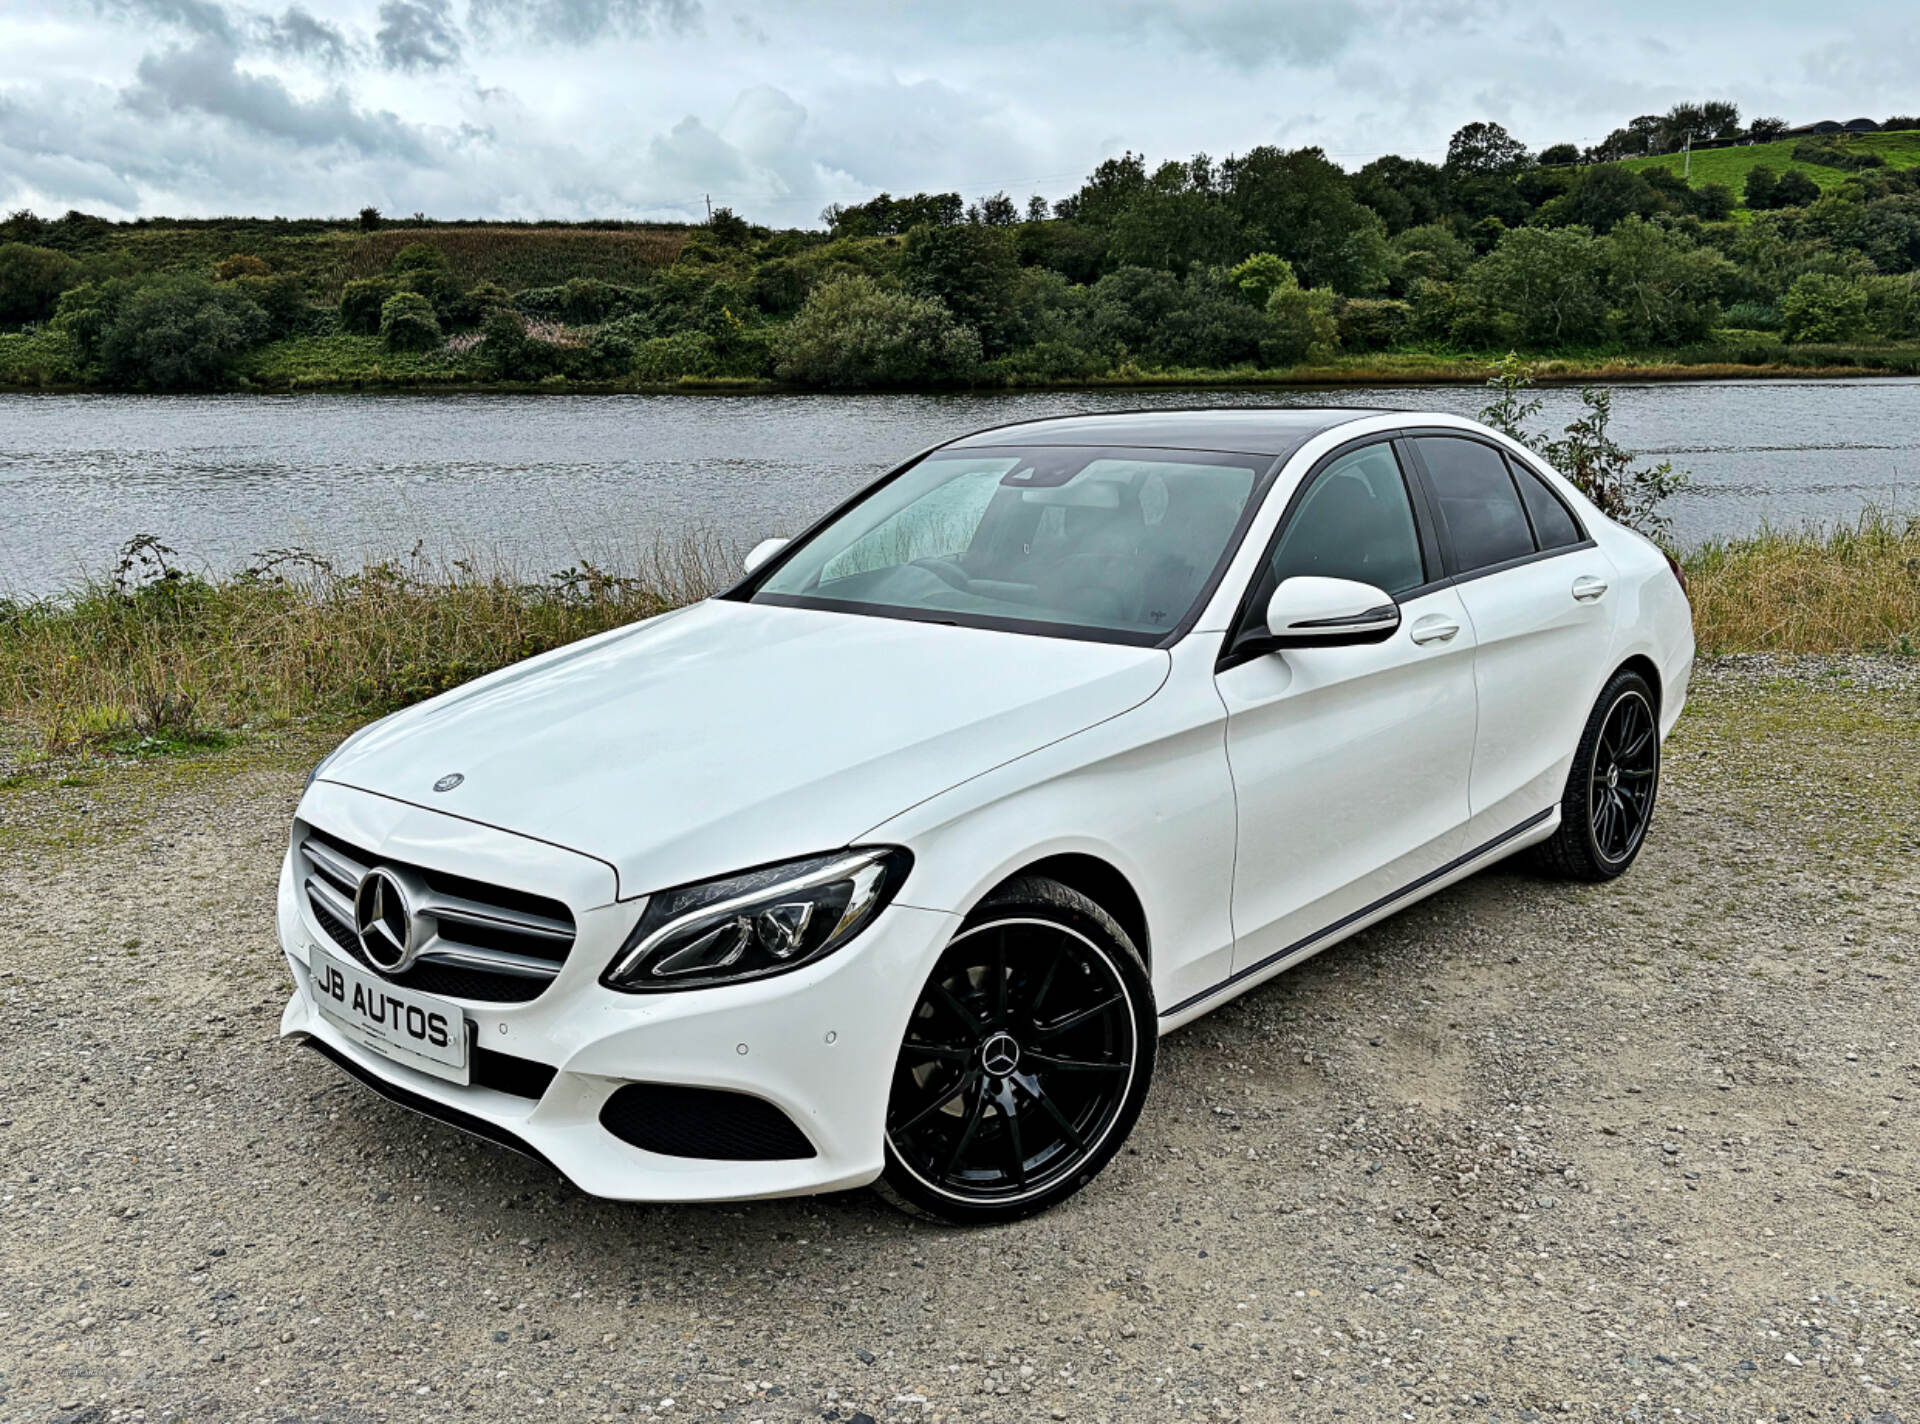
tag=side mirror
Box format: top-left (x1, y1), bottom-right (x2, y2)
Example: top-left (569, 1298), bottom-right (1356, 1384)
top-left (742, 537), bottom-right (790, 575)
top-left (1264, 576), bottom-right (1400, 648)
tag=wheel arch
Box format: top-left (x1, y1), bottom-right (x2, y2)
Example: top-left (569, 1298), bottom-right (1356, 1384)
top-left (1614, 652), bottom-right (1663, 713)
top-left (973, 853), bottom-right (1151, 969)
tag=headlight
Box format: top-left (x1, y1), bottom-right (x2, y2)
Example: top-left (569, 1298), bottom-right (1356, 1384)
top-left (602, 847), bottom-right (912, 993)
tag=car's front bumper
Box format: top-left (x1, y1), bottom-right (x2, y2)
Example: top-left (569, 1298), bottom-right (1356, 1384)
top-left (275, 791), bottom-right (958, 1203)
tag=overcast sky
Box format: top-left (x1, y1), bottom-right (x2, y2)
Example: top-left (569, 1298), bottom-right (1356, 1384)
top-left (2, 1), bottom-right (1914, 228)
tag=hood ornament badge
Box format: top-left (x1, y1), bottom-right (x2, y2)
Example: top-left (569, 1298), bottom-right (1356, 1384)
top-left (432, 773), bottom-right (465, 793)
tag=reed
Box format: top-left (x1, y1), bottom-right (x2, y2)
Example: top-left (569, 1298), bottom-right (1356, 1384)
top-left (1683, 509), bottom-right (1920, 656)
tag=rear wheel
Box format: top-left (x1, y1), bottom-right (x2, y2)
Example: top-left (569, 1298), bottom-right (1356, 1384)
top-left (1536, 668), bottom-right (1661, 881)
top-left (878, 876), bottom-right (1155, 1223)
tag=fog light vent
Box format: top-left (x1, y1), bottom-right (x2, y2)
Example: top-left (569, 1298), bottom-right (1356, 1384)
top-left (599, 1083), bottom-right (816, 1161)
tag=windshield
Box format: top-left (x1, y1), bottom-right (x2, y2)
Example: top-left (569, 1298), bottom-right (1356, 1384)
top-left (751, 445), bottom-right (1267, 642)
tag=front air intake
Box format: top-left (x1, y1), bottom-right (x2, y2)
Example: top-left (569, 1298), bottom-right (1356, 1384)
top-left (599, 1084), bottom-right (817, 1161)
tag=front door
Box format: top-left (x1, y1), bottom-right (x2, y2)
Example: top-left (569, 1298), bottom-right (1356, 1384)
top-left (1215, 439), bottom-right (1479, 978)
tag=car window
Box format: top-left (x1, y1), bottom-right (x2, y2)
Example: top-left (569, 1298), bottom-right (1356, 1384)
top-left (1508, 458), bottom-right (1584, 550)
top-left (1414, 437), bottom-right (1536, 573)
top-left (755, 445), bottom-right (1264, 641)
top-left (1265, 443), bottom-right (1426, 597)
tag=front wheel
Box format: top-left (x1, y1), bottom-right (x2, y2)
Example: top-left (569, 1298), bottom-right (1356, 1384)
top-left (878, 876), bottom-right (1155, 1223)
top-left (1535, 668), bottom-right (1662, 881)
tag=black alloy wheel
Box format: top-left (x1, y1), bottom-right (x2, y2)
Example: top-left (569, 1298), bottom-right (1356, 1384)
top-left (1589, 687), bottom-right (1659, 865)
top-left (879, 876), bottom-right (1155, 1223)
top-left (1537, 667), bottom-right (1662, 881)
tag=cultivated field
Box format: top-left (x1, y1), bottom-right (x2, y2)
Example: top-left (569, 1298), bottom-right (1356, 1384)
top-left (1, 656), bottom-right (1916, 1421)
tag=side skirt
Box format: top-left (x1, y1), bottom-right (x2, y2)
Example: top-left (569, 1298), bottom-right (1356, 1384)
top-left (1159, 807), bottom-right (1555, 1028)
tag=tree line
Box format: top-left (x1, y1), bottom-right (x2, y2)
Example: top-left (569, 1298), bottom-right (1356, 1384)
top-left (2, 98), bottom-right (1919, 390)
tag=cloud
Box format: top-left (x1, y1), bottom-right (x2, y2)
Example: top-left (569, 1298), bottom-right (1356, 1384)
top-left (468, 0), bottom-right (701, 45)
top-left (1124, 0), bottom-right (1367, 70)
top-left (375, 0), bottom-right (462, 70)
top-left (257, 6), bottom-right (354, 67)
top-left (95, 0), bottom-right (238, 43)
top-left (125, 34), bottom-right (433, 158)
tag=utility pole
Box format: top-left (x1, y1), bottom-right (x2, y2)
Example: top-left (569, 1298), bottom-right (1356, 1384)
top-left (705, 194), bottom-right (712, 223)
top-left (1683, 132), bottom-right (1692, 180)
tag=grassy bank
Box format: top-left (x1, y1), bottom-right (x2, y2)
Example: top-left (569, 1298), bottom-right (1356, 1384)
top-left (1621, 128), bottom-right (1920, 199)
top-left (1685, 513), bottom-right (1920, 656)
top-left (10, 332), bottom-right (1920, 395)
top-left (3, 519), bottom-right (1916, 761)
top-left (0, 537), bottom-right (727, 758)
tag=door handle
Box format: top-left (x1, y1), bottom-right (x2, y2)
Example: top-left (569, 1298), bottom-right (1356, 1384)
top-left (1572, 575), bottom-right (1609, 602)
top-left (1410, 615), bottom-right (1460, 645)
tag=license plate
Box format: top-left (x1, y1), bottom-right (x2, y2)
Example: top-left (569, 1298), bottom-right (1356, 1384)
top-left (310, 944), bottom-right (469, 1084)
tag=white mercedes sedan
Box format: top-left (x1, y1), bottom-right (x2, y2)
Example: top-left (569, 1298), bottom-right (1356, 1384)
top-left (278, 408), bottom-right (1693, 1222)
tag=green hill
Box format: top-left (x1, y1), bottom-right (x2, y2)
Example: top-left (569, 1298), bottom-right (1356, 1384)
top-left (1620, 130), bottom-right (1920, 201)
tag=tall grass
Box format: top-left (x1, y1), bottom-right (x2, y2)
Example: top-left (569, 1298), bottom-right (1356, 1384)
top-left (0, 535), bottom-right (732, 754)
top-left (1, 517), bottom-right (1914, 757)
top-left (1685, 510), bottom-right (1920, 655)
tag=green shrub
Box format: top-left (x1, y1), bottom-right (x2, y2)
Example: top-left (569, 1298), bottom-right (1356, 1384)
top-left (773, 274), bottom-right (980, 388)
top-left (1601, 216), bottom-right (1731, 346)
top-left (432, 279), bottom-right (511, 331)
top-left (340, 278), bottom-right (398, 335)
top-left (1773, 170), bottom-right (1821, 208)
top-left (1084, 266), bottom-right (1289, 368)
top-left (476, 307), bottom-right (577, 381)
top-left (1392, 224), bottom-right (1474, 288)
top-left (379, 291), bottom-right (442, 352)
top-left (1457, 226), bottom-right (1607, 347)
top-left (1227, 253), bottom-right (1298, 307)
top-left (630, 331), bottom-right (719, 381)
top-left (749, 257), bottom-right (809, 314)
top-left (902, 222), bottom-right (1020, 354)
top-left (1723, 301), bottom-right (1783, 331)
top-left (389, 242), bottom-right (450, 273)
top-left (1265, 282), bottom-right (1339, 365)
top-left (982, 339), bottom-right (1109, 384)
top-left (1864, 274), bottom-right (1920, 339)
top-left (1781, 272), bottom-right (1872, 342)
top-left (397, 266), bottom-right (464, 322)
top-left (1791, 138), bottom-right (1883, 172)
top-left (0, 326), bottom-right (84, 385)
top-left (561, 277), bottom-right (624, 324)
top-left (1336, 298), bottom-right (1412, 351)
top-left (229, 273), bottom-right (312, 338)
top-left (214, 254), bottom-right (271, 281)
top-left (1691, 183), bottom-right (1737, 222)
top-left (1406, 278), bottom-right (1461, 340)
top-left (0, 243), bottom-right (83, 324)
top-left (97, 277), bottom-right (270, 390)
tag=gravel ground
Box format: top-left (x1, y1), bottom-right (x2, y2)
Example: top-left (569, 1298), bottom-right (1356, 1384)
top-left (1, 657), bottom-right (1917, 1424)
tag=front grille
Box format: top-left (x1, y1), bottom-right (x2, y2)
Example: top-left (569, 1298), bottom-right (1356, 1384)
top-left (297, 821), bottom-right (577, 1005)
top-left (599, 1083), bottom-right (817, 1161)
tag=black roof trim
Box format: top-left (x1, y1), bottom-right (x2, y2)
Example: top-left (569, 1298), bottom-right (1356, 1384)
top-left (938, 406), bottom-right (1392, 458)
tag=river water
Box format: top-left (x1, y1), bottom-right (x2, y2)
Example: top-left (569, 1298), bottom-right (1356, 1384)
top-left (2, 380), bottom-right (1914, 596)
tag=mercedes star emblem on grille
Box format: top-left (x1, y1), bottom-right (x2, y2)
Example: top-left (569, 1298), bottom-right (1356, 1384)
top-left (353, 868), bottom-right (417, 973)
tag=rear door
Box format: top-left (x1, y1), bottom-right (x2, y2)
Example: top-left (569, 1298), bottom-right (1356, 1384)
top-left (1214, 437), bottom-right (1479, 979)
top-left (1404, 434), bottom-right (1619, 840)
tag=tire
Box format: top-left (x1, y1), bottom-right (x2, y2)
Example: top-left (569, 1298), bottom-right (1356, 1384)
top-left (1535, 668), bottom-right (1662, 882)
top-left (876, 875), bottom-right (1156, 1224)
